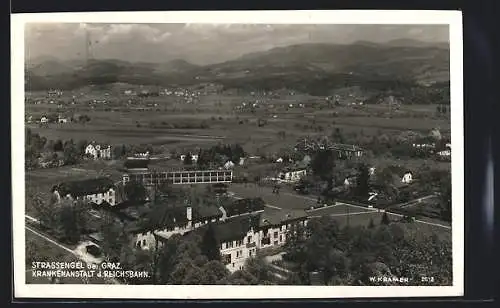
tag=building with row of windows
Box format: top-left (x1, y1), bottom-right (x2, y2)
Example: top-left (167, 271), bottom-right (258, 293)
top-left (52, 177), bottom-right (116, 206)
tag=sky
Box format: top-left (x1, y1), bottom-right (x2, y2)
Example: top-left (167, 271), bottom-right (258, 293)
top-left (25, 23), bottom-right (449, 65)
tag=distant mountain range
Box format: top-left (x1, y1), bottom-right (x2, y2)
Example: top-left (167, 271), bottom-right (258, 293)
top-left (25, 39), bottom-right (450, 95)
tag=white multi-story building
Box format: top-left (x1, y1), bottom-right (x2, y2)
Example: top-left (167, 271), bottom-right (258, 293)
top-left (52, 177), bottom-right (116, 206)
top-left (214, 208), bottom-right (309, 272)
top-left (85, 142), bottom-right (112, 160)
top-left (131, 202), bottom-right (224, 250)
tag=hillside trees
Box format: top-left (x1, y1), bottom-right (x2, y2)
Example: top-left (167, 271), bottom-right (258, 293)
top-left (283, 216), bottom-right (452, 286)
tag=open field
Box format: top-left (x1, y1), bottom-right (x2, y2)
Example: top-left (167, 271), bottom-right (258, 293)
top-left (26, 88), bottom-right (450, 158)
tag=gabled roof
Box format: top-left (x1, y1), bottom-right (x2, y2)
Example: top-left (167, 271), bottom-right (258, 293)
top-left (124, 158), bottom-right (150, 169)
top-left (193, 204), bottom-right (223, 221)
top-left (142, 203), bottom-right (188, 231)
top-left (54, 177), bottom-right (115, 197)
top-left (259, 208), bottom-right (308, 228)
top-left (223, 197), bottom-right (265, 217)
top-left (209, 213), bottom-right (262, 243)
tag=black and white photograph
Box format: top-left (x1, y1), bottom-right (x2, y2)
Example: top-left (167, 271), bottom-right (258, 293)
top-left (12, 11), bottom-right (464, 299)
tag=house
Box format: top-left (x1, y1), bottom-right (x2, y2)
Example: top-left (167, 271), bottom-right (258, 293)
top-left (85, 142), bottom-right (112, 160)
top-left (131, 198), bottom-right (224, 250)
top-left (134, 152), bottom-right (150, 158)
top-left (401, 171), bottom-right (413, 184)
top-left (212, 208), bottom-right (309, 272)
top-left (180, 154), bottom-right (199, 163)
top-left (328, 144), bottom-right (364, 159)
top-left (369, 167), bottom-right (376, 176)
top-left (40, 116), bottom-right (49, 124)
top-left (239, 157), bottom-right (246, 166)
top-left (224, 161), bottom-right (235, 170)
top-left (437, 149), bottom-right (451, 160)
top-left (278, 168), bottom-right (307, 183)
top-left (302, 155), bottom-right (312, 166)
top-left (52, 177), bottom-right (116, 206)
top-left (58, 115), bottom-right (68, 123)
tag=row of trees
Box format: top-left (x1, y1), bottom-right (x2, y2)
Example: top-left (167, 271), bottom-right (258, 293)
top-left (30, 193), bottom-right (90, 245)
top-left (194, 143), bottom-right (246, 168)
top-left (26, 129), bottom-right (88, 170)
top-left (284, 216), bottom-right (452, 285)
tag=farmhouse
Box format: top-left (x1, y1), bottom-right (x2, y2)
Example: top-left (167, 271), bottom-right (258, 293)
top-left (85, 142), bottom-right (112, 160)
top-left (278, 168), bottom-right (307, 183)
top-left (401, 171), bottom-right (413, 184)
top-left (52, 177), bottom-right (116, 206)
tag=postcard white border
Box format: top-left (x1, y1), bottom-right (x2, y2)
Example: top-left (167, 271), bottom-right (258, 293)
top-left (12, 10), bottom-right (464, 299)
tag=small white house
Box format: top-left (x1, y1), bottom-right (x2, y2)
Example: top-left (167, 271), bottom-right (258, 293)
top-left (438, 150), bottom-right (451, 158)
top-left (278, 169), bottom-right (307, 183)
top-left (402, 171), bottom-right (413, 184)
top-left (369, 167), bottom-right (376, 176)
top-left (40, 116), bottom-right (49, 124)
top-left (224, 161), bottom-right (235, 170)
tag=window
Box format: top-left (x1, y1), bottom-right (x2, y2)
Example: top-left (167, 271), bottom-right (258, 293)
top-left (273, 241), bottom-right (278, 246)
top-left (142, 239), bottom-right (146, 246)
top-left (227, 241), bottom-right (234, 248)
top-left (232, 263), bottom-right (235, 268)
top-left (279, 235), bottom-right (283, 242)
top-left (223, 254), bottom-right (231, 264)
top-left (236, 240), bottom-right (243, 246)
top-left (261, 237), bottom-right (270, 246)
top-left (247, 236), bottom-right (252, 243)
top-left (274, 231), bottom-right (278, 238)
top-left (236, 250), bottom-right (242, 258)
top-left (249, 250), bottom-right (253, 257)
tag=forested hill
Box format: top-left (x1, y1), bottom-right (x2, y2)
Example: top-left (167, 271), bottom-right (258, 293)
top-left (25, 40), bottom-right (450, 100)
